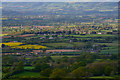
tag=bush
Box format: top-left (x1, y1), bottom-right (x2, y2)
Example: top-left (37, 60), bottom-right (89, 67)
top-left (40, 68), bottom-right (52, 77)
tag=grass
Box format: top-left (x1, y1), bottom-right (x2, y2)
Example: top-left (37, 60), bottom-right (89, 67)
top-left (94, 59), bottom-right (111, 63)
top-left (65, 34), bottom-right (116, 38)
top-left (51, 56), bottom-right (63, 60)
top-left (95, 59), bottom-right (103, 61)
top-left (51, 56), bottom-right (75, 60)
top-left (15, 71), bottom-right (45, 78)
top-left (96, 43), bottom-right (118, 47)
top-left (71, 42), bottom-right (87, 46)
top-left (44, 43), bottom-right (73, 48)
top-left (25, 58), bottom-right (30, 60)
top-left (100, 49), bottom-right (118, 54)
top-left (90, 76), bottom-right (114, 79)
top-left (26, 35), bottom-right (46, 39)
top-left (44, 42), bottom-right (86, 48)
top-left (103, 47), bottom-right (117, 49)
top-left (32, 34), bottom-right (116, 38)
top-left (24, 66), bottom-right (35, 70)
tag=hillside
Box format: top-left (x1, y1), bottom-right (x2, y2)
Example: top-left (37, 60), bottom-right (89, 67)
top-left (2, 2), bottom-right (118, 16)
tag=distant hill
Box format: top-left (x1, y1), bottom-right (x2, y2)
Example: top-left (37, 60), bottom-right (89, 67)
top-left (2, 2), bottom-right (118, 16)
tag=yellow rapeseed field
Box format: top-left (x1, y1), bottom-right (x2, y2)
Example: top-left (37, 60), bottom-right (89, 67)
top-left (11, 45), bottom-right (47, 49)
top-left (0, 34), bottom-right (8, 36)
top-left (1, 42), bottom-right (47, 49)
top-left (2, 42), bottom-right (23, 46)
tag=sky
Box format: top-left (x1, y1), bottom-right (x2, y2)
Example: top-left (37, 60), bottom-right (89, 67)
top-left (1, 0), bottom-right (120, 2)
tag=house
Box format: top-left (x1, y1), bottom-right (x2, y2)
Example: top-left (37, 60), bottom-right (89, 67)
top-left (97, 32), bottom-right (102, 34)
top-left (40, 37), bottom-right (46, 39)
top-left (49, 37), bottom-right (54, 39)
top-left (92, 44), bottom-right (99, 47)
top-left (16, 53), bottom-right (21, 55)
top-left (70, 40), bottom-right (73, 42)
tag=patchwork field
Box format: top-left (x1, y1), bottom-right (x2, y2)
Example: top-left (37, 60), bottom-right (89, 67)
top-left (63, 34), bottom-right (116, 38)
top-left (0, 34), bottom-right (8, 36)
top-left (11, 45), bottom-right (47, 49)
top-left (2, 42), bottom-right (47, 49)
top-left (43, 42), bottom-right (87, 49)
top-left (2, 42), bottom-right (23, 46)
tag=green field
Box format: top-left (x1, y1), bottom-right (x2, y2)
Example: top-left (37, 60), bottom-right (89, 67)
top-left (24, 66), bottom-right (35, 70)
top-left (96, 43), bottom-right (118, 47)
top-left (51, 56), bottom-right (76, 60)
top-left (28, 34), bottom-right (116, 39)
top-left (90, 76), bottom-right (114, 79)
top-left (100, 49), bottom-right (118, 54)
top-left (43, 42), bottom-right (86, 48)
top-left (44, 43), bottom-right (72, 47)
top-left (15, 71), bottom-right (45, 78)
top-left (64, 34), bottom-right (116, 38)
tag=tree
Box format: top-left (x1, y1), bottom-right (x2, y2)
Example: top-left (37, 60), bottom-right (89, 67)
top-left (71, 61), bottom-right (86, 71)
top-left (61, 56), bottom-right (68, 63)
top-left (70, 67), bottom-right (86, 78)
top-left (14, 61), bottom-right (24, 73)
top-left (42, 49), bottom-right (47, 53)
top-left (3, 72), bottom-right (13, 79)
top-left (104, 66), bottom-right (113, 76)
top-left (40, 68), bottom-right (52, 77)
top-left (85, 61), bottom-right (116, 76)
top-left (44, 56), bottom-right (52, 62)
top-left (3, 67), bottom-right (10, 73)
top-left (50, 68), bottom-right (67, 79)
top-left (1, 44), bottom-right (5, 48)
top-left (34, 62), bottom-right (50, 72)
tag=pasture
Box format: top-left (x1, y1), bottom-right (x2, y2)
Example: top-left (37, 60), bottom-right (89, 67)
top-left (24, 66), bottom-right (35, 70)
top-left (43, 42), bottom-right (87, 49)
top-left (63, 34), bottom-right (116, 38)
top-left (15, 71), bottom-right (44, 78)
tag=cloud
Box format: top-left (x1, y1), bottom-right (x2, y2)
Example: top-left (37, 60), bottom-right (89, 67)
top-left (1, 0), bottom-right (119, 2)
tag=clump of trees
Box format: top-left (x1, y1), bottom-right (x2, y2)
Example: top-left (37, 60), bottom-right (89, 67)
top-left (2, 53), bottom-right (119, 79)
